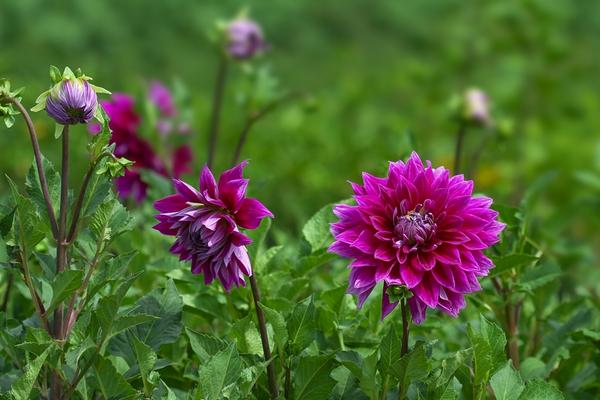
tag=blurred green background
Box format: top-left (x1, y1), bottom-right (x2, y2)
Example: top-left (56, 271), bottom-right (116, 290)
top-left (1, 0), bottom-right (599, 266)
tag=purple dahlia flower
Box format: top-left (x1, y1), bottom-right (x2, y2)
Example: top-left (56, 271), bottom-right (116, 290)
top-left (227, 18), bottom-right (268, 60)
top-left (46, 79), bottom-right (98, 125)
top-left (154, 161), bottom-right (273, 290)
top-left (329, 152), bottom-right (505, 323)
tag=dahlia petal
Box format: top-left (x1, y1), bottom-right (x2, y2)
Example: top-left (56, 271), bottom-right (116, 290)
top-left (199, 165), bottom-right (218, 197)
top-left (413, 274), bottom-right (439, 308)
top-left (173, 179), bottom-right (202, 202)
top-left (219, 178), bottom-right (248, 211)
top-left (400, 265), bottom-right (424, 288)
top-left (236, 198), bottom-right (274, 229)
top-left (230, 231), bottom-right (252, 246)
top-left (381, 282), bottom-right (399, 319)
top-left (408, 296), bottom-right (428, 324)
top-left (154, 194), bottom-right (187, 213)
top-left (431, 266), bottom-right (456, 290)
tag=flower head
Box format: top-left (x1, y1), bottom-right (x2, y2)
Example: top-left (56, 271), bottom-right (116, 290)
top-left (37, 66), bottom-right (109, 126)
top-left (329, 152), bottom-right (505, 323)
top-left (46, 79), bottom-right (98, 125)
top-left (227, 18), bottom-right (268, 60)
top-left (464, 88), bottom-right (491, 126)
top-left (153, 161), bottom-right (273, 290)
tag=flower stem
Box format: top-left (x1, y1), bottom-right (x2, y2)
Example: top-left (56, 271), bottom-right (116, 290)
top-left (248, 274), bottom-right (279, 399)
top-left (2, 97), bottom-right (59, 238)
top-left (453, 121), bottom-right (467, 175)
top-left (54, 126), bottom-right (69, 340)
top-left (231, 91), bottom-right (304, 165)
top-left (1, 271), bottom-right (13, 312)
top-left (398, 299), bottom-right (410, 400)
top-left (66, 152), bottom-right (113, 243)
top-left (207, 54), bottom-right (228, 169)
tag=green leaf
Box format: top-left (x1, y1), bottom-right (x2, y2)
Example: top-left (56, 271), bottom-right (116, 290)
top-left (302, 203), bottom-right (337, 252)
top-left (378, 324), bottom-right (401, 378)
top-left (186, 328), bottom-right (228, 363)
top-left (468, 315), bottom-right (507, 386)
top-left (490, 361), bottom-right (525, 400)
top-left (489, 254), bottom-right (539, 278)
top-left (7, 177), bottom-right (45, 250)
top-left (92, 356), bottom-right (137, 400)
top-left (90, 198), bottom-right (132, 244)
top-left (516, 262), bottom-right (562, 293)
top-left (10, 347), bottom-right (51, 400)
top-left (111, 314), bottom-right (159, 338)
top-left (259, 302), bottom-right (288, 352)
top-left (390, 342), bottom-right (429, 389)
top-left (47, 269), bottom-right (84, 314)
top-left (518, 379), bottom-right (565, 400)
top-left (108, 279), bottom-right (182, 362)
top-left (294, 355), bottom-right (337, 400)
top-left (439, 377), bottom-right (462, 400)
top-left (520, 357), bottom-right (547, 380)
top-left (132, 335), bottom-right (157, 396)
top-left (198, 343), bottom-right (242, 400)
top-left (25, 155), bottom-right (60, 224)
top-left (287, 296), bottom-right (316, 354)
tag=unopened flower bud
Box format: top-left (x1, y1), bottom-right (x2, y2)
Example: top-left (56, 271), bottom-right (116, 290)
top-left (45, 79), bottom-right (97, 125)
top-left (227, 18), bottom-right (267, 60)
top-left (464, 88), bottom-right (491, 126)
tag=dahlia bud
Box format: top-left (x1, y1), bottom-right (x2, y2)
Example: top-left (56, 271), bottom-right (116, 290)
top-left (33, 66), bottom-right (110, 128)
top-left (226, 18), bottom-right (267, 60)
top-left (463, 88), bottom-right (492, 126)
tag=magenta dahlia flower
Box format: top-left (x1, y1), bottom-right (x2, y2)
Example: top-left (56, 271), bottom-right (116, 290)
top-left (99, 93), bottom-right (193, 202)
top-left (154, 161), bottom-right (273, 290)
top-left (329, 152), bottom-right (505, 323)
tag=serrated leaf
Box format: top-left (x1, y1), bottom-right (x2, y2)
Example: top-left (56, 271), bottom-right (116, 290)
top-left (92, 356), bottom-right (136, 399)
top-left (390, 342), bottom-right (429, 389)
top-left (198, 343), bottom-right (242, 400)
top-left (7, 177), bottom-right (45, 250)
top-left (468, 315), bottom-right (507, 386)
top-left (186, 328), bottom-right (228, 363)
top-left (490, 361), bottom-right (524, 400)
top-left (294, 355), bottom-right (337, 400)
top-left (378, 324), bottom-right (401, 377)
top-left (287, 296), bottom-right (316, 354)
top-left (302, 203), bottom-right (336, 252)
top-left (516, 262), bottom-right (562, 293)
top-left (111, 314), bottom-right (159, 338)
top-left (47, 269), bottom-right (84, 314)
top-left (259, 302), bottom-right (287, 352)
top-left (518, 379), bottom-right (564, 400)
top-left (132, 335), bottom-right (157, 395)
top-left (10, 347), bottom-right (51, 400)
top-left (489, 254), bottom-right (539, 278)
top-left (108, 279), bottom-right (182, 363)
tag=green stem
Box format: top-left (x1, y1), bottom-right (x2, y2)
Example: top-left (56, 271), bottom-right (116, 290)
top-left (2, 97), bottom-right (59, 238)
top-left (397, 299), bottom-right (410, 400)
top-left (231, 91), bottom-right (304, 165)
top-left (207, 55), bottom-right (228, 169)
top-left (66, 152), bottom-right (113, 243)
top-left (453, 121), bottom-right (467, 175)
top-left (249, 274), bottom-right (279, 399)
